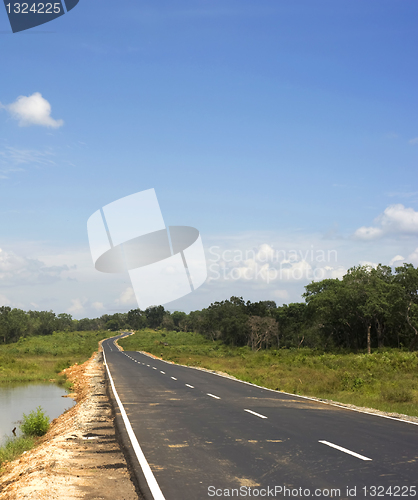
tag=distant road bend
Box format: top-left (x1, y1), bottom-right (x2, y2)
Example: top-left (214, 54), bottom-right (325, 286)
top-left (103, 334), bottom-right (418, 500)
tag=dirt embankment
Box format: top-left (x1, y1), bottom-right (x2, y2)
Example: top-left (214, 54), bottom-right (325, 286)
top-left (0, 348), bottom-right (139, 500)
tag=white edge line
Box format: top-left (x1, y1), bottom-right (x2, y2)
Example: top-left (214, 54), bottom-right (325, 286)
top-left (319, 440), bottom-right (372, 461)
top-left (136, 351), bottom-right (418, 427)
top-left (207, 393), bottom-right (221, 399)
top-left (103, 349), bottom-right (166, 500)
top-left (244, 409), bottom-right (268, 419)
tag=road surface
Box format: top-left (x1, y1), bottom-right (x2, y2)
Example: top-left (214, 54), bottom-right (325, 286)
top-left (103, 334), bottom-right (418, 500)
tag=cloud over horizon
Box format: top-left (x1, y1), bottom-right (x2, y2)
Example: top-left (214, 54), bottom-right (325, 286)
top-left (354, 204), bottom-right (418, 240)
top-left (0, 247), bottom-right (69, 286)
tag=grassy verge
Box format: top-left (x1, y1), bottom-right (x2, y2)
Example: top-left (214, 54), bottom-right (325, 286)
top-left (0, 330), bottom-right (111, 386)
top-left (119, 329), bottom-right (418, 417)
top-left (0, 435), bottom-right (36, 473)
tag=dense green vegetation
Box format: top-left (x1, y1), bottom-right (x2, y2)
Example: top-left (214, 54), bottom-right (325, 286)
top-left (0, 330), bottom-right (110, 384)
top-left (2, 263), bottom-right (417, 352)
top-left (119, 329), bottom-right (418, 417)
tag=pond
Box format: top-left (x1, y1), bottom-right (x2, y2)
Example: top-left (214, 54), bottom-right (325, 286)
top-left (0, 383), bottom-right (76, 445)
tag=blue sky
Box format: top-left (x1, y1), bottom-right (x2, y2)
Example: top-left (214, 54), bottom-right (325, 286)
top-left (1, 0), bottom-right (417, 318)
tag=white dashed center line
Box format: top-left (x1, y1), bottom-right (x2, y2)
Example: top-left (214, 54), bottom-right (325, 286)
top-left (244, 409), bottom-right (268, 419)
top-left (153, 367), bottom-right (157, 370)
top-left (185, 384), bottom-right (194, 389)
top-left (171, 377), bottom-right (177, 380)
top-left (318, 441), bottom-right (372, 461)
top-left (207, 393), bottom-right (220, 399)
top-left (160, 371), bottom-right (165, 374)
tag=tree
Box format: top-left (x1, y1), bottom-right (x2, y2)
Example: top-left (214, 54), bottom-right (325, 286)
top-left (171, 311), bottom-right (187, 330)
top-left (145, 306), bottom-right (165, 329)
top-left (8, 308), bottom-right (30, 343)
top-left (303, 264), bottom-right (414, 351)
top-left (127, 308), bottom-right (148, 330)
top-left (343, 266), bottom-right (392, 352)
top-left (57, 313), bottom-right (74, 331)
top-left (161, 314), bottom-right (175, 331)
top-left (275, 303), bottom-right (309, 348)
top-left (394, 264), bottom-right (418, 350)
top-left (0, 306), bottom-right (11, 343)
top-left (247, 316), bottom-right (279, 351)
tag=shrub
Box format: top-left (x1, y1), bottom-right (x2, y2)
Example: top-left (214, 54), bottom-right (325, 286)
top-left (20, 406), bottom-right (50, 436)
top-left (381, 384), bottom-right (413, 403)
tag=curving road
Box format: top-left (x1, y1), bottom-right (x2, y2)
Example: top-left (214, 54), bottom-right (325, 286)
top-left (103, 334), bottom-right (418, 500)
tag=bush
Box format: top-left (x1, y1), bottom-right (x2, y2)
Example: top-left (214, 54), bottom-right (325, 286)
top-left (20, 406), bottom-right (50, 436)
top-left (381, 384), bottom-right (413, 403)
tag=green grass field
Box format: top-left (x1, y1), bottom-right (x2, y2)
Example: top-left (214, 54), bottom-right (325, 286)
top-left (0, 330), bottom-right (110, 385)
top-left (119, 329), bottom-right (418, 417)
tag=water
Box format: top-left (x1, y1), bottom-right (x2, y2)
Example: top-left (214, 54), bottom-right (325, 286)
top-left (0, 383), bottom-right (76, 445)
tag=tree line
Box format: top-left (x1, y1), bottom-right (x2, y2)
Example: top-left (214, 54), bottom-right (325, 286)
top-left (1, 263), bottom-right (417, 352)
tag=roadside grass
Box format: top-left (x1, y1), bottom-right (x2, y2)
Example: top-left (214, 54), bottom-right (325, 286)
top-left (119, 329), bottom-right (418, 418)
top-left (0, 435), bottom-right (36, 473)
top-left (0, 330), bottom-right (110, 385)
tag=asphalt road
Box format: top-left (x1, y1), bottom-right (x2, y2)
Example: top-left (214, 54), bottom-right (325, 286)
top-left (103, 335), bottom-right (418, 500)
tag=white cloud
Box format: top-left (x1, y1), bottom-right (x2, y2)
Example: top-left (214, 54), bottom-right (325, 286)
top-left (409, 137), bottom-right (418, 145)
top-left (359, 260), bottom-right (378, 269)
top-left (378, 204), bottom-right (418, 233)
top-left (67, 298), bottom-right (86, 314)
top-left (389, 255), bottom-right (405, 266)
top-left (271, 289), bottom-right (289, 300)
top-left (207, 242), bottom-right (344, 286)
top-left (256, 244), bottom-right (275, 262)
top-left (323, 265), bottom-right (347, 280)
top-left (92, 301), bottom-right (105, 311)
top-left (406, 247), bottom-right (418, 266)
top-left (0, 247), bottom-right (69, 286)
top-left (354, 204), bottom-right (418, 240)
top-left (116, 287), bottom-right (136, 306)
top-left (3, 92), bottom-right (63, 128)
top-left (353, 226), bottom-right (384, 240)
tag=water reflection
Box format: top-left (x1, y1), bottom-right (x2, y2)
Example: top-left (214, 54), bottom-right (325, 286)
top-left (0, 383), bottom-right (75, 445)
